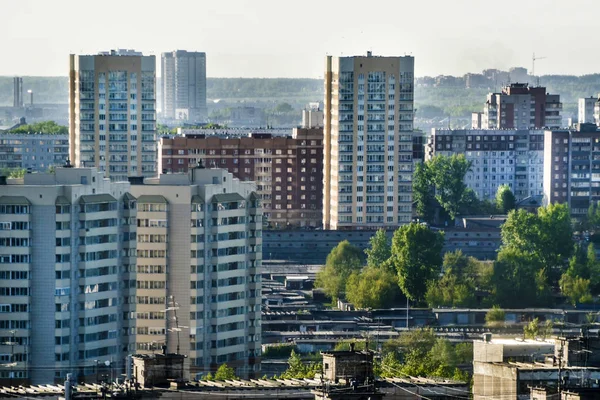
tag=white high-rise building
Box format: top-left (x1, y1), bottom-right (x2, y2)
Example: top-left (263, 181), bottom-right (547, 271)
top-left (579, 97), bottom-right (596, 124)
top-left (130, 166), bottom-right (262, 378)
top-left (323, 53), bottom-right (415, 229)
top-left (69, 50), bottom-right (157, 182)
top-left (0, 167), bottom-right (137, 385)
top-left (161, 51), bottom-right (207, 122)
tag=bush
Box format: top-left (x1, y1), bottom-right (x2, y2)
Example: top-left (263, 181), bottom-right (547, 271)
top-left (485, 306), bottom-right (505, 327)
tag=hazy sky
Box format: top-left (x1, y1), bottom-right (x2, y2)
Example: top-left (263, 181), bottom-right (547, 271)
top-left (2, 0), bottom-right (599, 78)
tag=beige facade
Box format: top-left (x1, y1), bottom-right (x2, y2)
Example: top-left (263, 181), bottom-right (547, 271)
top-left (0, 167), bottom-right (136, 385)
top-left (323, 54), bottom-right (415, 230)
top-left (130, 167), bottom-right (262, 378)
top-left (69, 50), bottom-right (157, 182)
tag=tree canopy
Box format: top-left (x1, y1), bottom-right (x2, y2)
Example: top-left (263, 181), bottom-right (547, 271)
top-left (7, 120), bottom-right (67, 134)
top-left (214, 364), bottom-right (238, 380)
top-left (496, 184), bottom-right (516, 214)
top-left (389, 223), bottom-right (444, 303)
top-left (364, 229), bottom-right (392, 270)
top-left (315, 240), bottom-right (363, 300)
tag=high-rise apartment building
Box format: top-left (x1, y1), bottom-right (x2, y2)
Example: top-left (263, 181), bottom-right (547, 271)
top-left (427, 129), bottom-right (545, 201)
top-left (130, 167), bottom-right (262, 378)
top-left (579, 97), bottom-right (597, 124)
top-left (481, 83), bottom-right (562, 129)
top-left (323, 53), bottom-right (415, 230)
top-left (0, 167), bottom-right (137, 385)
top-left (69, 50), bottom-right (157, 182)
top-left (161, 50), bottom-right (207, 122)
top-left (159, 128), bottom-right (324, 228)
top-left (543, 123), bottom-right (600, 219)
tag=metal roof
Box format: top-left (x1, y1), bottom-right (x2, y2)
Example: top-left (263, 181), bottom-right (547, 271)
top-left (79, 194), bottom-right (116, 204)
top-left (212, 192), bottom-right (245, 202)
top-left (136, 194), bottom-right (168, 204)
top-left (0, 196), bottom-right (30, 205)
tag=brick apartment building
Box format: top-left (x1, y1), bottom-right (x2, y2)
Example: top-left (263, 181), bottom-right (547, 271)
top-left (159, 128), bottom-right (323, 228)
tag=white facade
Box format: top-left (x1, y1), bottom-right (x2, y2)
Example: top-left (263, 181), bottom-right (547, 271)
top-left (161, 51), bottom-right (207, 122)
top-left (0, 167), bottom-right (136, 385)
top-left (579, 97), bottom-right (596, 124)
top-left (427, 129), bottom-right (545, 201)
top-left (69, 50), bottom-right (157, 182)
top-left (130, 167), bottom-right (261, 378)
top-left (323, 53), bottom-right (415, 229)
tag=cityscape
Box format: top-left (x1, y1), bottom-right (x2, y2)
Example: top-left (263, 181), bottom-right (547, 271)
top-left (3, 1), bottom-right (600, 399)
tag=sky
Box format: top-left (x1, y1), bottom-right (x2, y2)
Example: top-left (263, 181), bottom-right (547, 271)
top-left (2, 0), bottom-right (599, 78)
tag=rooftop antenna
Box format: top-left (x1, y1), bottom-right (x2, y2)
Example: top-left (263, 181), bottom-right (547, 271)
top-left (532, 52), bottom-right (547, 86)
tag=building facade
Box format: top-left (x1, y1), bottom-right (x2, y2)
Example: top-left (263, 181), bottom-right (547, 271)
top-left (159, 129), bottom-right (323, 229)
top-left (579, 97), bottom-right (596, 124)
top-left (323, 53), bottom-right (415, 230)
top-left (69, 50), bottom-right (157, 182)
top-left (130, 167), bottom-right (262, 378)
top-left (427, 129), bottom-right (545, 201)
top-left (481, 83), bottom-right (562, 130)
top-left (161, 50), bottom-right (207, 122)
top-left (543, 123), bottom-right (600, 219)
top-left (0, 167), bottom-right (137, 385)
top-left (0, 133), bottom-right (69, 171)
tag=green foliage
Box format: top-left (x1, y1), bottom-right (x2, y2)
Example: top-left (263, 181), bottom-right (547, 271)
top-left (496, 184), bottom-right (516, 214)
top-left (315, 240), bottom-right (364, 300)
top-left (7, 120), bottom-right (67, 134)
top-left (524, 318), bottom-right (540, 339)
top-left (365, 229), bottom-right (392, 270)
top-left (274, 102), bottom-right (294, 113)
top-left (559, 274), bottom-right (593, 306)
top-left (485, 306), bottom-right (506, 326)
top-left (0, 168), bottom-right (25, 178)
top-left (379, 329), bottom-right (471, 381)
top-left (389, 223), bottom-right (444, 303)
top-left (333, 340), bottom-right (376, 352)
top-left (413, 162), bottom-right (435, 222)
top-left (346, 267), bottom-right (399, 309)
top-left (214, 364), bottom-right (238, 381)
top-left (428, 154), bottom-right (473, 220)
top-left (425, 250), bottom-right (488, 308)
top-left (262, 343), bottom-right (297, 359)
top-left (279, 350), bottom-right (321, 379)
top-left (203, 372), bottom-right (213, 381)
top-left (500, 205), bottom-right (573, 286)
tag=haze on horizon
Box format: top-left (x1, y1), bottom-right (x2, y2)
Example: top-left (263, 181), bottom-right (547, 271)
top-left (2, 0), bottom-right (599, 79)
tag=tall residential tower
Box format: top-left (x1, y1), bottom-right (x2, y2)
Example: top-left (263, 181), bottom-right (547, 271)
top-left (323, 53), bottom-right (415, 230)
top-left (161, 50), bottom-right (207, 122)
top-left (69, 50), bottom-right (157, 182)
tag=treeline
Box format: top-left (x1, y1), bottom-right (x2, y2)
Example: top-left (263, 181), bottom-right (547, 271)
top-left (7, 121), bottom-right (68, 134)
top-left (316, 202), bottom-right (599, 309)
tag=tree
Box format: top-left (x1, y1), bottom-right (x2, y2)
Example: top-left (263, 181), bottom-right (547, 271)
top-left (214, 364), bottom-right (237, 380)
top-left (485, 306), bottom-right (506, 327)
top-left (524, 318), bottom-right (540, 339)
top-left (365, 229), bottom-right (392, 270)
top-left (280, 350), bottom-right (321, 379)
top-left (345, 267), bottom-right (399, 309)
top-left (315, 240), bottom-right (363, 300)
top-left (389, 223), bottom-right (444, 303)
top-left (428, 154), bottom-right (473, 220)
top-left (274, 102), bottom-right (294, 113)
top-left (559, 274), bottom-right (593, 306)
top-left (496, 184), bottom-right (516, 214)
top-left (413, 162), bottom-right (435, 222)
top-left (500, 205), bottom-right (573, 284)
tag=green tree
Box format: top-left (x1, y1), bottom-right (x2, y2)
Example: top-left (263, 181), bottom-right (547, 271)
top-left (500, 205), bottom-right (573, 284)
top-left (524, 318), bottom-right (540, 339)
top-left (559, 274), bottom-right (593, 306)
top-left (365, 229), bottom-right (392, 270)
top-left (280, 350), bottom-right (321, 379)
top-left (274, 102), bottom-right (294, 113)
top-left (315, 240), bottom-right (363, 300)
top-left (496, 184), bottom-right (516, 214)
top-left (345, 267), bottom-right (399, 308)
top-left (428, 154), bottom-right (473, 220)
top-left (485, 306), bottom-right (506, 327)
top-left (389, 223), bottom-right (444, 303)
top-left (8, 120), bottom-right (68, 135)
top-left (413, 162), bottom-right (435, 222)
top-left (0, 168), bottom-right (25, 178)
top-left (214, 364), bottom-right (237, 380)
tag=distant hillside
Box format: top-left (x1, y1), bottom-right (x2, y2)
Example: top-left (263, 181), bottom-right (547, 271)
top-left (1, 75), bottom-right (599, 119)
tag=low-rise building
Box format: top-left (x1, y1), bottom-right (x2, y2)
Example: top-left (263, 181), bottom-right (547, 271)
top-left (0, 132), bottom-right (69, 171)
